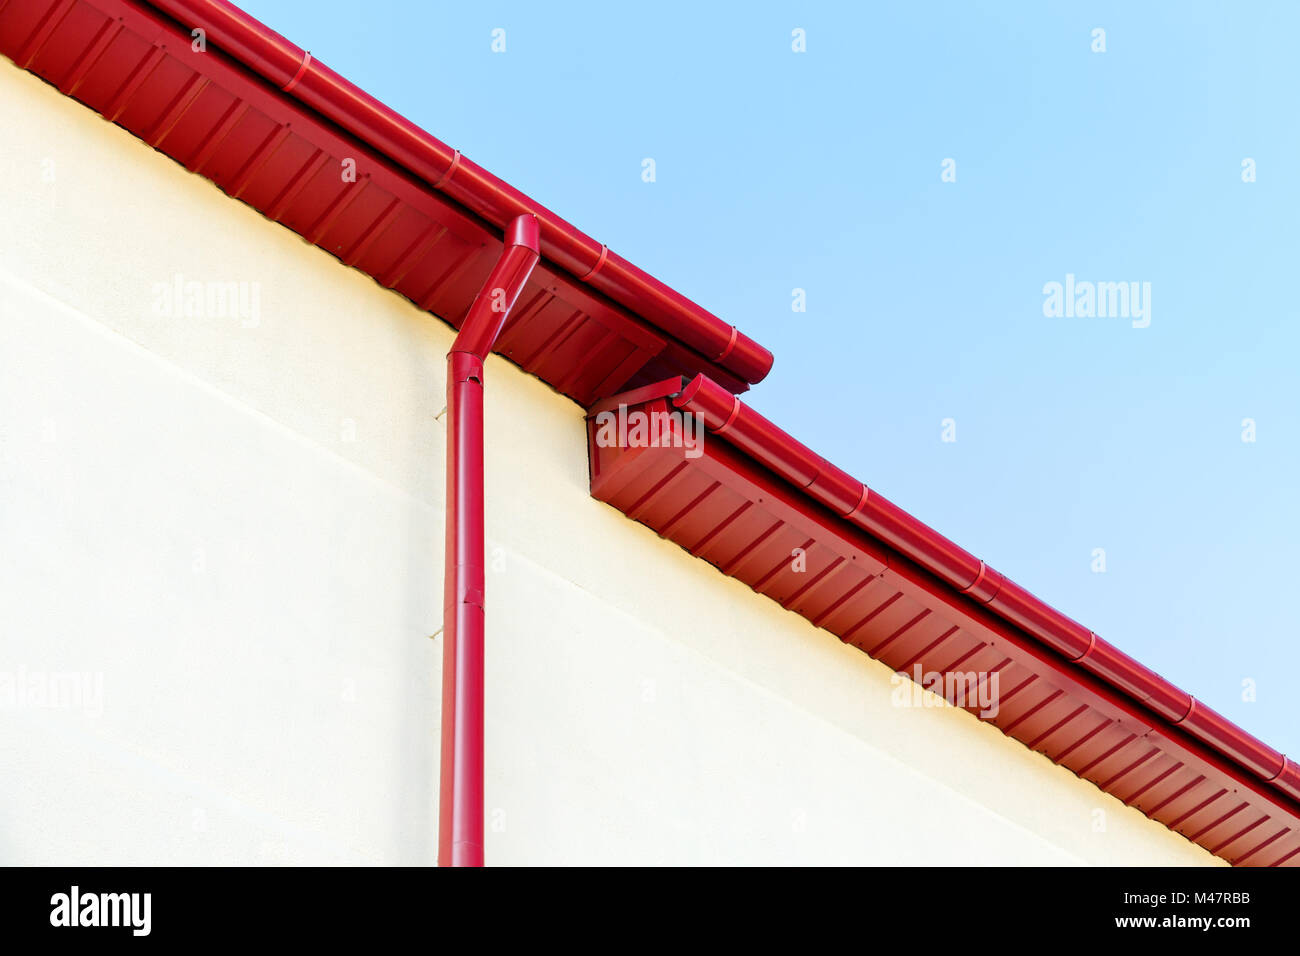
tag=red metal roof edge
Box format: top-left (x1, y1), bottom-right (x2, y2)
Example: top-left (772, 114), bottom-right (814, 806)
top-left (132, 0), bottom-right (773, 388)
top-left (13, 0), bottom-right (1292, 857)
top-left (664, 372), bottom-right (1300, 819)
top-left (7, 0), bottom-right (768, 404)
top-left (588, 390), bottom-right (1300, 862)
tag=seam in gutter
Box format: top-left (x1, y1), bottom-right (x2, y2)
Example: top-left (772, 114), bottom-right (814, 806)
top-left (282, 49), bottom-right (310, 92)
top-left (717, 394), bottom-right (742, 434)
top-left (434, 148), bottom-right (462, 189)
top-left (1073, 629), bottom-right (1098, 663)
top-left (844, 483), bottom-right (869, 520)
top-left (715, 325), bottom-right (738, 363)
top-left (961, 560), bottom-right (988, 597)
top-left (579, 243), bottom-right (608, 281)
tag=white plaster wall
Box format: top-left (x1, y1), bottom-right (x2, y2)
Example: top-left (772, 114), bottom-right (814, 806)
top-left (0, 57), bottom-right (1216, 866)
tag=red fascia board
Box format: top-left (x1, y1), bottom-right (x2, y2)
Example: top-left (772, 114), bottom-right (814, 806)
top-left (135, 0), bottom-right (773, 387)
top-left (588, 380), bottom-right (1300, 865)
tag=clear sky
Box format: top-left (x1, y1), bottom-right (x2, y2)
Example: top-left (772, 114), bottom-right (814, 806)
top-left (239, 0), bottom-right (1298, 756)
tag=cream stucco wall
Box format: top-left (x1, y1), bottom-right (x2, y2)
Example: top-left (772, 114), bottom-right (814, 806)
top-left (0, 57), bottom-right (1217, 865)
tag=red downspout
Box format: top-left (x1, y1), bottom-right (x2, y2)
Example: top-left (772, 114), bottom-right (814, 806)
top-left (439, 215), bottom-right (540, 867)
top-left (137, 0), bottom-right (774, 387)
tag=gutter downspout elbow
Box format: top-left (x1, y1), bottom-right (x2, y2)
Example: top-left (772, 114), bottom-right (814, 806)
top-left (438, 214), bottom-right (539, 867)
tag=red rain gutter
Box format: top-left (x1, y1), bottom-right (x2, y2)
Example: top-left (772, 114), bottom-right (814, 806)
top-left (673, 373), bottom-right (1300, 808)
top-left (439, 214), bottom-right (541, 867)
top-left (136, 0), bottom-right (773, 388)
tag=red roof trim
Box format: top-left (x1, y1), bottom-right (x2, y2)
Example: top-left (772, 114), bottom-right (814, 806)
top-left (0, 0), bottom-right (764, 403)
top-left (589, 376), bottom-right (1300, 865)
top-left (139, 0), bottom-right (773, 387)
top-left (7, 0), bottom-right (1294, 865)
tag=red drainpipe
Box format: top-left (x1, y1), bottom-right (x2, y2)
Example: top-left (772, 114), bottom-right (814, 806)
top-left (439, 214), bottom-right (540, 867)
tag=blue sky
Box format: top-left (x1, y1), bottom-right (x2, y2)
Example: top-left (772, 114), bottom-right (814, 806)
top-left (241, 0), bottom-right (1299, 755)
